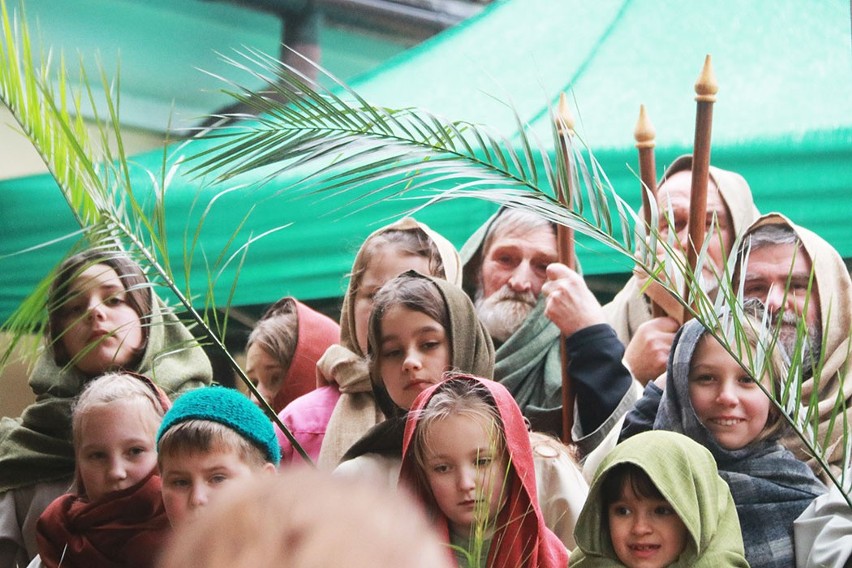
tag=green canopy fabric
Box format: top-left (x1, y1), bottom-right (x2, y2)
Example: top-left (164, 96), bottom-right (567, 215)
top-left (1, 0), bottom-right (850, 321)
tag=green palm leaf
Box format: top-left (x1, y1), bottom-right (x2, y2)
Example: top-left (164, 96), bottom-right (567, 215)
top-left (0, 0), bottom-right (311, 464)
top-left (189, 45), bottom-right (847, 495)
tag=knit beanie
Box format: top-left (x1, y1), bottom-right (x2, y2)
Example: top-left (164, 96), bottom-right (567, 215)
top-left (157, 385), bottom-right (281, 465)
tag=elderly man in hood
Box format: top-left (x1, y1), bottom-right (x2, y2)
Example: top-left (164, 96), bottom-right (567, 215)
top-left (604, 155), bottom-right (760, 385)
top-left (461, 207), bottom-right (638, 456)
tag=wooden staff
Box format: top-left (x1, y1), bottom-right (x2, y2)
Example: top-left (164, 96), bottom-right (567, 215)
top-left (634, 104), bottom-right (664, 318)
top-left (684, 55), bottom-right (718, 321)
top-left (555, 92), bottom-right (576, 444)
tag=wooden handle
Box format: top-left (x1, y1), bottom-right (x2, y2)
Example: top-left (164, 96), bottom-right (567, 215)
top-left (684, 55), bottom-right (718, 321)
top-left (555, 92), bottom-right (576, 444)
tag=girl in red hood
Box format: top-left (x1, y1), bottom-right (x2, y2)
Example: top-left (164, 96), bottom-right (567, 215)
top-left (400, 374), bottom-right (568, 568)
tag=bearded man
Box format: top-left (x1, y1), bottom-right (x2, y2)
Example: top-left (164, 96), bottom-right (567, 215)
top-left (621, 212), bottom-right (851, 481)
top-left (603, 155), bottom-right (759, 385)
top-left (736, 213), bottom-right (852, 480)
top-left (461, 208), bottom-right (638, 455)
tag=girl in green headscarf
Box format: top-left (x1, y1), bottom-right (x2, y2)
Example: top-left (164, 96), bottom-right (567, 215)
top-left (571, 430), bottom-right (748, 568)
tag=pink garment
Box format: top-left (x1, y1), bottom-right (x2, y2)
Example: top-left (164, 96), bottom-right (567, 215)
top-left (276, 385), bottom-right (342, 466)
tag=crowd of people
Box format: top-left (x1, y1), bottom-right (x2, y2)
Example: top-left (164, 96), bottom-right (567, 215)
top-left (0, 155), bottom-right (850, 567)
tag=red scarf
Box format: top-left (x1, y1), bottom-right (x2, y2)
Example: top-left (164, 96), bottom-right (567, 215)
top-left (399, 375), bottom-right (569, 568)
top-left (36, 470), bottom-right (170, 568)
top-left (273, 299), bottom-right (341, 411)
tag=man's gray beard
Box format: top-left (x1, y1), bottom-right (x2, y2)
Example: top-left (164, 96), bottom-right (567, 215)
top-left (474, 286), bottom-right (537, 344)
top-left (776, 311), bottom-right (822, 378)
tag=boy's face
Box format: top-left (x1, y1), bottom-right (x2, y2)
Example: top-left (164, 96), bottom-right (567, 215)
top-left (688, 335), bottom-right (771, 450)
top-left (608, 484), bottom-right (688, 568)
top-left (159, 447), bottom-right (273, 527)
top-left (421, 414), bottom-right (508, 540)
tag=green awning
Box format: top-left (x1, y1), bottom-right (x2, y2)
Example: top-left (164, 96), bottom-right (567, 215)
top-left (2, 0), bottom-right (850, 320)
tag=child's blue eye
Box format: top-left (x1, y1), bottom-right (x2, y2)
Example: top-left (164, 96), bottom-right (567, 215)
top-left (210, 474), bottom-right (229, 484)
top-left (167, 478), bottom-right (190, 489)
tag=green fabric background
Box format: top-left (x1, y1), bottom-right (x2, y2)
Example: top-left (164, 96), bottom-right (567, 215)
top-left (1, 0), bottom-right (849, 320)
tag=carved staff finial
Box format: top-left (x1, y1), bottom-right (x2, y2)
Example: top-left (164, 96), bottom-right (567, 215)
top-left (634, 104), bottom-right (664, 317)
top-left (685, 54), bottom-right (718, 321)
top-left (554, 91), bottom-right (576, 444)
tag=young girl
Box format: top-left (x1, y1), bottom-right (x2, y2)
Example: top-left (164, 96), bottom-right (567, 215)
top-left (337, 270), bottom-right (588, 549)
top-left (654, 310), bottom-right (826, 568)
top-left (335, 270), bottom-right (494, 479)
top-left (30, 372), bottom-right (172, 568)
top-left (0, 248), bottom-right (212, 566)
top-left (571, 430), bottom-right (748, 567)
top-left (245, 296), bottom-right (340, 413)
top-left (399, 375), bottom-right (569, 568)
top-left (276, 217), bottom-right (461, 467)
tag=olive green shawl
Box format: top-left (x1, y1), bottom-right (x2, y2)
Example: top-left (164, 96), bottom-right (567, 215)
top-left (0, 296), bottom-right (212, 492)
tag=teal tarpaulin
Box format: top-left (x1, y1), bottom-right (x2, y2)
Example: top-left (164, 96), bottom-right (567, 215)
top-left (1, 0), bottom-right (850, 320)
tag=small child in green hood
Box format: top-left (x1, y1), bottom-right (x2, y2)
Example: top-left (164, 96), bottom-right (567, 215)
top-left (571, 430), bottom-right (748, 568)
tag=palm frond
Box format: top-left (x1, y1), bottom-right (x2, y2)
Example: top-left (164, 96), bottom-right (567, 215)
top-left (0, 0), bottom-right (311, 463)
top-left (189, 44), bottom-right (846, 493)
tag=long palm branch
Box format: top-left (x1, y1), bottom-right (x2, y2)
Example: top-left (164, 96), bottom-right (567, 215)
top-left (189, 45), bottom-right (848, 496)
top-left (0, 0), bottom-right (311, 463)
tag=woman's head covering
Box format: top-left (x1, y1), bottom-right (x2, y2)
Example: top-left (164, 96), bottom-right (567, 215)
top-left (570, 430), bottom-right (748, 567)
top-left (340, 273), bottom-right (494, 463)
top-left (250, 297), bottom-right (340, 412)
top-left (399, 374), bottom-right (569, 568)
top-left (661, 155), bottom-right (759, 241)
top-left (632, 155), bottom-right (760, 323)
top-left (337, 217), bottom-right (462, 358)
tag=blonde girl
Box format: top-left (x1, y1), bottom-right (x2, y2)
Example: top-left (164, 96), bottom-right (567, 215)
top-left (31, 372), bottom-right (172, 568)
top-left (400, 375), bottom-right (569, 568)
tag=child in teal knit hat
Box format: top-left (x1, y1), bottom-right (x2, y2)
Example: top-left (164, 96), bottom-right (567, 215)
top-left (156, 386), bottom-right (279, 527)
